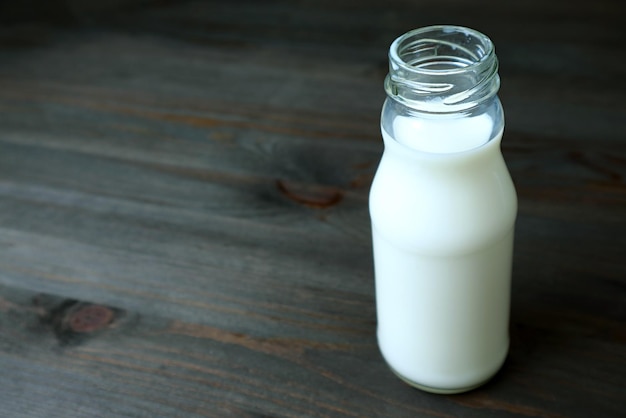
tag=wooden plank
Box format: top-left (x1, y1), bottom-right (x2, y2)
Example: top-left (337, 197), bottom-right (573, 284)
top-left (0, 0), bottom-right (624, 416)
top-left (1, 283), bottom-right (623, 417)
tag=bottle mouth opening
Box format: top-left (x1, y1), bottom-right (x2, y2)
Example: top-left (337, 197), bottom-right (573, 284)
top-left (390, 25), bottom-right (495, 75)
top-left (385, 25), bottom-right (500, 112)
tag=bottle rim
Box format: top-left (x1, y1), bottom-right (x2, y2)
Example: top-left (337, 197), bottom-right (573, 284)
top-left (389, 25), bottom-right (496, 76)
top-left (385, 25), bottom-right (500, 112)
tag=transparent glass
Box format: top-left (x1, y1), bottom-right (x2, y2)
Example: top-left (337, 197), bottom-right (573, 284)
top-left (370, 26), bottom-right (517, 394)
top-left (384, 25), bottom-right (500, 112)
top-left (382, 25), bottom-right (504, 154)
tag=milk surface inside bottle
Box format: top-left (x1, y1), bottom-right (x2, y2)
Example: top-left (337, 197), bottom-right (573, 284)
top-left (369, 25), bottom-right (517, 394)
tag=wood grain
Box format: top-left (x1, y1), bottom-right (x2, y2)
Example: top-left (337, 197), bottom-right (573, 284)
top-left (0, 0), bottom-right (624, 416)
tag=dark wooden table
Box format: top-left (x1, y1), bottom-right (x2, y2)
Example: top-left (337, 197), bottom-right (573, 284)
top-left (1, 1), bottom-right (624, 416)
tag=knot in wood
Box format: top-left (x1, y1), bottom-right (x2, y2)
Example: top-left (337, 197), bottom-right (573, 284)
top-left (276, 180), bottom-right (343, 209)
top-left (68, 304), bottom-right (114, 333)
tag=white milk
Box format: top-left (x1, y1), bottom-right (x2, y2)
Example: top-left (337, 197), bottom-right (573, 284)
top-left (392, 113), bottom-right (493, 153)
top-left (369, 113), bottom-right (517, 393)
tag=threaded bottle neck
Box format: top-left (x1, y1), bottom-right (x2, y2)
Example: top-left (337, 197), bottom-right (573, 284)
top-left (384, 26), bottom-right (500, 113)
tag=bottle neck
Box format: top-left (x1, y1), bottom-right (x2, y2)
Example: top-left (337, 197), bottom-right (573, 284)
top-left (384, 26), bottom-right (500, 113)
top-left (382, 125), bottom-right (505, 169)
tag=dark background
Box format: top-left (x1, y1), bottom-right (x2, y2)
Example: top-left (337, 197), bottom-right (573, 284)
top-left (0, 1), bottom-right (624, 417)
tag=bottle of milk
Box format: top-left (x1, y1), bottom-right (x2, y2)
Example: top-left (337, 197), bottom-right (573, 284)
top-left (370, 26), bottom-right (517, 394)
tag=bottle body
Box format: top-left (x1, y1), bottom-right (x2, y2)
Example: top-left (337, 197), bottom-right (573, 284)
top-left (370, 26), bottom-right (517, 393)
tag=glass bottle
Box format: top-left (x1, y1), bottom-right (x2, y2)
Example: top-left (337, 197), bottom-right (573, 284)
top-left (369, 25), bottom-right (517, 394)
